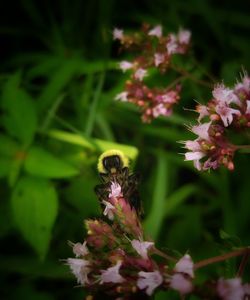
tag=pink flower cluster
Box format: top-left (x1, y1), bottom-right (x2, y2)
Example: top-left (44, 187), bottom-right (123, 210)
top-left (184, 73), bottom-right (250, 171)
top-left (66, 180), bottom-right (195, 298)
top-left (217, 278), bottom-right (250, 300)
top-left (113, 24), bottom-right (191, 122)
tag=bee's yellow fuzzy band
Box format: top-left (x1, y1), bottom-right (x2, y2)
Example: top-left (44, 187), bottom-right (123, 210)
top-left (97, 149), bottom-right (129, 173)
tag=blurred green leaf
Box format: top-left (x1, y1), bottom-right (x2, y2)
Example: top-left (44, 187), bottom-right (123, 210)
top-left (1, 72), bottom-right (37, 145)
top-left (165, 184), bottom-right (197, 217)
top-left (24, 146), bottom-right (80, 178)
top-left (11, 176), bottom-right (58, 259)
top-left (144, 152), bottom-right (169, 240)
top-left (0, 134), bottom-right (19, 156)
top-left (47, 129), bottom-right (138, 161)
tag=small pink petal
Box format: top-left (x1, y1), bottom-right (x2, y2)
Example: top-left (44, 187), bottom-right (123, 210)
top-left (148, 25), bottom-right (162, 38)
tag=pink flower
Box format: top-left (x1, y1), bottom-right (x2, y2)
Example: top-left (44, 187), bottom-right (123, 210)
top-left (174, 254), bottom-right (194, 278)
top-left (113, 28), bottom-right (124, 40)
top-left (131, 239), bottom-right (154, 259)
top-left (67, 258), bottom-right (91, 285)
top-left (102, 200), bottom-right (115, 220)
top-left (100, 261), bottom-right (125, 284)
top-left (154, 53), bottom-right (165, 67)
top-left (178, 29), bottom-right (191, 44)
top-left (166, 34), bottom-right (178, 55)
top-left (192, 122), bottom-right (211, 140)
top-left (246, 100), bottom-right (250, 114)
top-left (134, 68), bottom-right (148, 81)
top-left (184, 151), bottom-right (205, 171)
top-left (148, 25), bottom-right (162, 38)
top-left (184, 140), bottom-right (201, 152)
top-left (115, 91), bottom-right (128, 102)
top-left (170, 273), bottom-right (193, 294)
top-left (215, 103), bottom-right (241, 127)
top-left (137, 270), bottom-right (163, 296)
top-left (71, 241), bottom-right (89, 257)
top-left (212, 84), bottom-right (239, 105)
top-left (119, 61), bottom-right (133, 72)
top-left (109, 182), bottom-right (122, 199)
top-left (217, 278), bottom-right (244, 300)
top-left (152, 103), bottom-right (171, 118)
top-left (243, 283), bottom-right (250, 296)
top-left (196, 104), bottom-right (209, 122)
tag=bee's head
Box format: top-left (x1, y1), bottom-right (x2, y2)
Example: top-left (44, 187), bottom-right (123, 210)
top-left (97, 149), bottom-right (129, 174)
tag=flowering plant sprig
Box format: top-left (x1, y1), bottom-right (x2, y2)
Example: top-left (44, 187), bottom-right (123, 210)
top-left (184, 73), bottom-right (250, 171)
top-left (66, 151), bottom-right (250, 299)
top-left (113, 24), bottom-right (191, 122)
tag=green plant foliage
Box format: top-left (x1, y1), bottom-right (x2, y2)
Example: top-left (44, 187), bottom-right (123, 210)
top-left (24, 146), bottom-right (80, 178)
top-left (11, 176), bottom-right (58, 259)
top-left (1, 72), bottom-right (37, 146)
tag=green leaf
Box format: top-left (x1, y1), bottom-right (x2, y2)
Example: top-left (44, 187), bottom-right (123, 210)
top-left (144, 152), bottom-right (169, 240)
top-left (24, 146), bottom-right (79, 178)
top-left (1, 72), bottom-right (37, 145)
top-left (47, 129), bottom-right (138, 162)
top-left (11, 176), bottom-right (58, 259)
top-left (165, 184), bottom-right (197, 218)
top-left (0, 134), bottom-right (19, 156)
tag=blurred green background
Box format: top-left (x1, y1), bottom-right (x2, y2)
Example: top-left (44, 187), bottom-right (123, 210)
top-left (0, 0), bottom-right (250, 299)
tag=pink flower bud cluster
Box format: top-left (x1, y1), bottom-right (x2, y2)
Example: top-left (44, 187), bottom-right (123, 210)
top-left (184, 73), bottom-right (250, 171)
top-left (66, 179), bottom-right (197, 298)
top-left (217, 278), bottom-right (250, 300)
top-left (113, 24), bottom-right (191, 122)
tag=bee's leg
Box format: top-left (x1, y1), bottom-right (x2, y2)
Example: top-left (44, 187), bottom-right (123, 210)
top-left (99, 173), bottom-right (109, 183)
top-left (94, 183), bottom-right (109, 202)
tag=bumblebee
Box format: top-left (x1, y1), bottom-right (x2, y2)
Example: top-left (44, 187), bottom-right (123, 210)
top-left (95, 149), bottom-right (142, 215)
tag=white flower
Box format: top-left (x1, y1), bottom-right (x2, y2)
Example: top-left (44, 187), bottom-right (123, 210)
top-left (152, 103), bottom-right (169, 118)
top-left (113, 28), bottom-right (124, 40)
top-left (119, 61), bottom-right (133, 72)
top-left (215, 103), bottom-right (241, 127)
top-left (217, 278), bottom-right (244, 300)
top-left (67, 258), bottom-right (90, 285)
top-left (185, 151), bottom-right (205, 162)
top-left (100, 261), bottom-right (125, 284)
top-left (131, 239), bottom-right (154, 259)
top-left (178, 29), bottom-right (191, 44)
top-left (174, 254), bottom-right (194, 278)
top-left (212, 84), bottom-right (239, 105)
top-left (148, 25), bottom-right (162, 38)
top-left (72, 241), bottom-right (89, 257)
top-left (170, 273), bottom-right (193, 294)
top-left (115, 91), bottom-right (128, 102)
top-left (192, 122), bottom-right (211, 141)
top-left (137, 270), bottom-right (163, 296)
top-left (109, 182), bottom-right (122, 199)
top-left (134, 68), bottom-right (148, 81)
top-left (154, 53), bottom-right (165, 67)
top-left (166, 34), bottom-right (178, 55)
top-left (102, 200), bottom-right (115, 220)
top-left (246, 100), bottom-right (250, 114)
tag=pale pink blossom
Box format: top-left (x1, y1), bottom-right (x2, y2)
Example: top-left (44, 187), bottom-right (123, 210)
top-left (72, 241), bottom-right (89, 257)
top-left (170, 273), bottom-right (193, 294)
top-left (148, 25), bottom-right (162, 38)
top-left (131, 239), bottom-right (154, 259)
top-left (217, 278), bottom-right (244, 300)
top-left (154, 53), bottom-right (165, 67)
top-left (166, 34), bottom-right (178, 55)
top-left (174, 254), bottom-right (194, 278)
top-left (184, 151), bottom-right (206, 171)
top-left (212, 84), bottom-right (239, 105)
top-left (243, 283), bottom-right (250, 296)
top-left (115, 91), bottom-right (128, 102)
top-left (119, 61), bottom-right (133, 72)
top-left (102, 200), bottom-right (115, 220)
top-left (246, 100), bottom-right (250, 114)
top-left (67, 258), bottom-right (91, 285)
top-left (178, 29), bottom-right (191, 44)
top-left (100, 261), bottom-right (125, 284)
top-left (184, 140), bottom-right (201, 152)
top-left (215, 103), bottom-right (241, 127)
top-left (152, 103), bottom-right (172, 118)
top-left (137, 270), bottom-right (163, 296)
top-left (134, 68), bottom-right (148, 81)
top-left (196, 104), bottom-right (209, 122)
top-left (162, 91), bottom-right (178, 103)
top-left (192, 122), bottom-right (211, 141)
top-left (109, 182), bottom-right (122, 199)
top-left (113, 28), bottom-right (124, 40)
